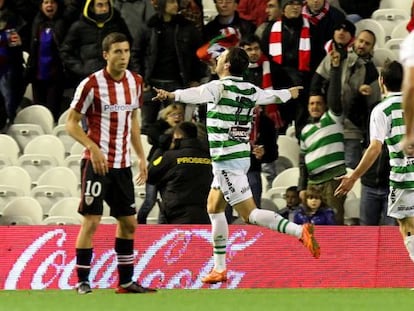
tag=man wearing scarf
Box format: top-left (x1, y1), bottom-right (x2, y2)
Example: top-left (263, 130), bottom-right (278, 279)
top-left (302, 0), bottom-right (345, 72)
top-left (262, 0), bottom-right (311, 138)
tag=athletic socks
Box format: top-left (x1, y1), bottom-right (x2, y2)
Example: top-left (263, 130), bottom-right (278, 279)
top-left (248, 208), bottom-right (302, 238)
top-left (76, 248), bottom-right (93, 283)
top-left (209, 212), bottom-right (228, 272)
top-left (115, 238), bottom-right (135, 286)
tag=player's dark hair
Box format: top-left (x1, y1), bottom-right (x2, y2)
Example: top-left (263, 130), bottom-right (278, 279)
top-left (381, 60), bottom-right (403, 92)
top-left (102, 32), bottom-right (129, 52)
top-left (225, 47), bottom-right (250, 76)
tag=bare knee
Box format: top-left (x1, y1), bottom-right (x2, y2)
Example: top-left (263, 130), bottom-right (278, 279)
top-left (117, 216), bottom-right (137, 238)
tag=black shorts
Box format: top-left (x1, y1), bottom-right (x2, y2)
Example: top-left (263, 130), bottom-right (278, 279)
top-left (78, 159), bottom-right (136, 218)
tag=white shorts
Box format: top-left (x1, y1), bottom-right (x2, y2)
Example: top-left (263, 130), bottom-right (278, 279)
top-left (211, 168), bottom-right (252, 206)
top-left (388, 187), bottom-right (414, 219)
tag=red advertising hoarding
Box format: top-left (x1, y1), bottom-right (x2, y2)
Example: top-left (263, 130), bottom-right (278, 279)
top-left (0, 225), bottom-right (412, 290)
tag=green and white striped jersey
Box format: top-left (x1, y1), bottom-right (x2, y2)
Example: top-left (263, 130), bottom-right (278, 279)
top-left (175, 76), bottom-right (292, 169)
top-left (370, 92), bottom-right (414, 189)
top-left (300, 110), bottom-right (345, 176)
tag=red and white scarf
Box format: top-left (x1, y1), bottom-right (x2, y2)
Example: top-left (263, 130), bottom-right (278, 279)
top-left (301, 0), bottom-right (330, 26)
top-left (268, 17), bottom-right (311, 72)
top-left (248, 54), bottom-right (284, 130)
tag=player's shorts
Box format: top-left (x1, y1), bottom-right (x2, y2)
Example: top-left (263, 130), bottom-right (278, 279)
top-left (211, 167), bottom-right (252, 206)
top-left (78, 159), bottom-right (136, 218)
top-left (388, 187), bottom-right (414, 219)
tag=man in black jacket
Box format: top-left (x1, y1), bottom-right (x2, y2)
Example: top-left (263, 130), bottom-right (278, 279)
top-left (147, 122), bottom-right (212, 224)
top-left (60, 0), bottom-right (132, 86)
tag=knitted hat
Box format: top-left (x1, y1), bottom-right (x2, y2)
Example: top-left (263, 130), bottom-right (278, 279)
top-left (279, 0), bottom-right (303, 9)
top-left (333, 19), bottom-right (356, 37)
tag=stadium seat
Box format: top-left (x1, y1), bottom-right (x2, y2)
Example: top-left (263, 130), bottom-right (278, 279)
top-left (0, 166), bottom-right (32, 195)
top-left (371, 9), bottom-right (410, 41)
top-left (344, 197), bottom-right (361, 225)
top-left (390, 20), bottom-right (410, 39)
top-left (23, 134), bottom-right (66, 165)
top-left (380, 0), bottom-right (412, 12)
top-left (260, 197), bottom-right (278, 212)
top-left (7, 123), bottom-right (45, 152)
top-left (70, 141), bottom-right (84, 156)
top-left (14, 105), bottom-right (54, 134)
top-left (58, 108), bottom-right (70, 125)
top-left (31, 167), bottom-right (79, 215)
top-left (384, 38), bottom-right (404, 59)
top-left (0, 134), bottom-right (20, 168)
top-left (63, 154), bottom-right (81, 185)
top-left (271, 167), bottom-right (299, 188)
top-left (42, 215), bottom-right (82, 225)
top-left (285, 125), bottom-right (296, 140)
top-left (0, 197), bottom-right (43, 225)
top-left (372, 48), bottom-right (397, 68)
top-left (277, 135), bottom-right (300, 167)
top-left (0, 166), bottom-right (31, 214)
top-left (263, 186), bottom-right (287, 200)
top-left (48, 197), bottom-right (83, 221)
top-left (355, 19), bottom-right (387, 48)
top-left (53, 124), bottom-right (76, 156)
top-left (36, 167), bottom-right (79, 196)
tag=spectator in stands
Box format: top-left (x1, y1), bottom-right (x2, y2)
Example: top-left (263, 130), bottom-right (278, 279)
top-left (147, 121), bottom-right (212, 224)
top-left (299, 46), bottom-right (347, 225)
top-left (62, 0), bottom-right (87, 24)
top-left (240, 34), bottom-right (280, 193)
top-left (136, 0), bottom-right (204, 134)
top-left (203, 0), bottom-right (256, 42)
top-left (0, 0), bottom-right (25, 132)
top-left (255, 0), bottom-right (281, 40)
top-left (278, 186), bottom-right (301, 222)
top-left (137, 104), bottom-right (184, 224)
top-left (261, 0), bottom-right (313, 138)
top-left (60, 0), bottom-right (132, 86)
top-left (301, 0), bottom-right (345, 72)
top-left (338, 0), bottom-right (380, 23)
top-left (294, 185), bottom-right (335, 225)
top-left (179, 0), bottom-right (204, 31)
top-left (13, 0), bottom-right (39, 51)
top-left (26, 0), bottom-right (68, 122)
top-left (114, 0), bottom-right (155, 52)
top-left (237, 0), bottom-right (267, 27)
top-left (323, 19), bottom-right (355, 56)
top-left (311, 29), bottom-right (381, 169)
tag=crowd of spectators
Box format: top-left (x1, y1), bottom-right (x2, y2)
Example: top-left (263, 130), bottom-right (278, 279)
top-left (0, 0), bottom-right (409, 226)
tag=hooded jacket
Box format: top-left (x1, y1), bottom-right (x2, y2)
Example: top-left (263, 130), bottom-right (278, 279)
top-left (60, 0), bottom-right (132, 83)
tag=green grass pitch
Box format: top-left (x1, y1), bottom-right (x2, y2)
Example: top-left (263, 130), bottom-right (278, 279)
top-left (1, 288), bottom-right (413, 311)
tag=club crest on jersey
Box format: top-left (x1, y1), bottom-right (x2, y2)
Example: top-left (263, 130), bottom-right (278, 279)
top-left (85, 195), bottom-right (94, 205)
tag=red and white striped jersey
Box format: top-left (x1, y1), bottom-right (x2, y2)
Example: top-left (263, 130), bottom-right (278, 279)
top-left (70, 68), bottom-right (143, 168)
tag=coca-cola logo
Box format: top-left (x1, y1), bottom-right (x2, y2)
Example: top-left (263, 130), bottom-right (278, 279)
top-left (3, 227), bottom-right (263, 290)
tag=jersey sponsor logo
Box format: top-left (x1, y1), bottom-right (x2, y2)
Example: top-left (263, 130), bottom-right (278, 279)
top-left (176, 157), bottom-right (211, 164)
top-left (103, 104), bottom-right (135, 112)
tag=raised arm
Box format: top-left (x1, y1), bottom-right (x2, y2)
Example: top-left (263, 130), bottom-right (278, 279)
top-left (326, 48), bottom-right (343, 116)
